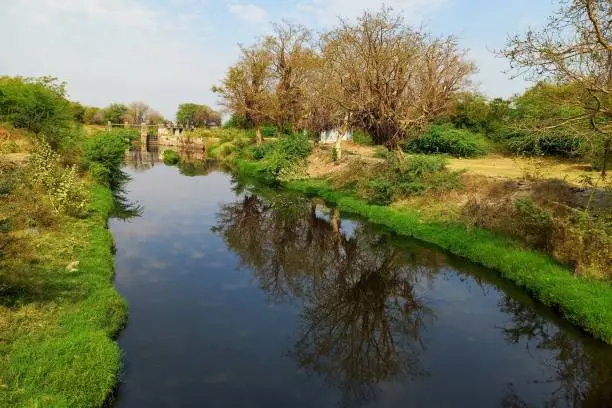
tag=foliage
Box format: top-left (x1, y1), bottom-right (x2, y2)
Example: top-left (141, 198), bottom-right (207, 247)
top-left (124, 101), bottom-right (150, 124)
top-left (316, 7), bottom-right (475, 148)
top-left (163, 149), bottom-right (180, 165)
top-left (502, 0), bottom-right (612, 175)
top-left (84, 129), bottom-right (135, 188)
top-left (249, 141), bottom-right (277, 160)
top-left (365, 178), bottom-right (394, 205)
top-left (352, 129), bottom-right (374, 146)
top-left (405, 124), bottom-right (488, 157)
top-left (363, 154), bottom-right (461, 203)
top-left (28, 141), bottom-right (87, 216)
top-left (176, 103), bottom-right (221, 127)
top-left (70, 101), bottom-right (86, 123)
top-left (223, 113), bottom-right (253, 129)
top-left (83, 106), bottom-right (105, 125)
top-left (103, 103), bottom-right (128, 124)
top-left (257, 133), bottom-right (313, 183)
top-left (0, 76), bottom-right (72, 147)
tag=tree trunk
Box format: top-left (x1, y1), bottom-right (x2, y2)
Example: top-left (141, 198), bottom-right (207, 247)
top-left (601, 134), bottom-right (611, 178)
top-left (334, 132), bottom-right (342, 162)
top-left (255, 126), bottom-right (263, 146)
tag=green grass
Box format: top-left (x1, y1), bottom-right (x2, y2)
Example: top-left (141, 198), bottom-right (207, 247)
top-left (232, 158), bottom-right (612, 344)
top-left (0, 184), bottom-right (127, 407)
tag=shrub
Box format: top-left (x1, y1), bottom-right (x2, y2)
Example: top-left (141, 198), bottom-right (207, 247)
top-left (29, 141), bottom-right (87, 216)
top-left (0, 76), bottom-right (72, 148)
top-left (163, 150), bottom-right (180, 165)
top-left (502, 130), bottom-right (583, 157)
top-left (260, 125), bottom-right (278, 137)
top-left (352, 130), bottom-right (374, 145)
top-left (260, 134), bottom-right (312, 183)
top-left (360, 153), bottom-right (461, 203)
top-left (84, 129), bottom-right (133, 188)
top-left (249, 142), bottom-right (277, 160)
top-left (404, 125), bottom-right (487, 157)
top-left (365, 178), bottom-right (395, 205)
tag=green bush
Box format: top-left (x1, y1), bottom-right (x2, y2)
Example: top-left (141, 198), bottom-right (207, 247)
top-left (260, 134), bottom-right (312, 183)
top-left (0, 76), bottom-right (72, 148)
top-left (352, 129), bottom-right (374, 145)
top-left (404, 125), bottom-right (487, 157)
top-left (260, 125), bottom-right (278, 137)
top-left (502, 129), bottom-right (583, 157)
top-left (163, 150), bottom-right (180, 165)
top-left (249, 142), bottom-right (278, 160)
top-left (84, 129), bottom-right (133, 188)
top-left (365, 178), bottom-right (395, 205)
top-left (29, 141), bottom-right (87, 216)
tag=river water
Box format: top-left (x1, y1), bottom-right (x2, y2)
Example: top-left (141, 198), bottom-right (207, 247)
top-left (110, 149), bottom-right (612, 408)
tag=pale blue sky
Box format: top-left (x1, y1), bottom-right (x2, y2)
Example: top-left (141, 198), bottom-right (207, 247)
top-left (0, 0), bottom-right (557, 118)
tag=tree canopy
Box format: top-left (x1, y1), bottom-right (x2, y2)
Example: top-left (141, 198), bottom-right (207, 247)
top-left (176, 103), bottom-right (221, 128)
top-left (503, 0), bottom-right (612, 175)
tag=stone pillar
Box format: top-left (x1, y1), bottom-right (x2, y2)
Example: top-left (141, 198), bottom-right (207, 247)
top-left (106, 121), bottom-right (112, 131)
top-left (140, 122), bottom-right (148, 146)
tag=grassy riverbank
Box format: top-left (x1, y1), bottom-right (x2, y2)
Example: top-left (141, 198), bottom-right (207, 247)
top-left (0, 182), bottom-right (126, 407)
top-left (228, 155), bottom-right (612, 344)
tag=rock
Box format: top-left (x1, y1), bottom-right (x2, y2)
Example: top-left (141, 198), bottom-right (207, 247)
top-left (66, 260), bottom-right (79, 272)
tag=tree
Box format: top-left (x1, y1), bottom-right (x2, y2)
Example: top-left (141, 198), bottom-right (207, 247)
top-left (502, 0), bottom-right (612, 176)
top-left (263, 22), bottom-right (317, 132)
top-left (318, 7), bottom-right (475, 149)
top-left (176, 103), bottom-right (221, 128)
top-left (0, 76), bottom-right (72, 147)
top-left (213, 45), bottom-right (276, 145)
top-left (83, 106), bottom-right (104, 125)
top-left (125, 101), bottom-right (150, 124)
top-left (147, 109), bottom-right (165, 125)
top-left (70, 101), bottom-right (85, 123)
top-left (103, 103), bottom-right (128, 124)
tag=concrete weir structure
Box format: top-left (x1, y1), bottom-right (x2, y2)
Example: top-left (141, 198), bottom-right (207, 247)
top-left (139, 122), bottom-right (206, 150)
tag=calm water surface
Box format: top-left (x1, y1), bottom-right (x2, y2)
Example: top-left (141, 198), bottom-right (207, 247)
top-left (110, 149), bottom-right (612, 408)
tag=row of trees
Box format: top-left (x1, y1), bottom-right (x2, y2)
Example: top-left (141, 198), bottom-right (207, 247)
top-left (213, 7), bottom-right (475, 148)
top-left (175, 103), bottom-right (221, 127)
top-left (215, 1), bottom-right (611, 175)
top-left (75, 102), bottom-right (166, 126)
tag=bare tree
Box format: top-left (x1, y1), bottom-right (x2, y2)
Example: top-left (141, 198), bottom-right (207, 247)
top-left (319, 7), bottom-right (475, 150)
top-left (213, 45), bottom-right (275, 144)
top-left (263, 22), bottom-right (317, 133)
top-left (502, 0), bottom-right (612, 176)
top-left (126, 101), bottom-right (150, 124)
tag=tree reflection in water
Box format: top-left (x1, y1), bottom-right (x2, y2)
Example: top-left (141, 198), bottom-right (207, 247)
top-left (498, 296), bottom-right (612, 408)
top-left (214, 191), bottom-right (442, 404)
top-left (213, 188), bottom-right (612, 407)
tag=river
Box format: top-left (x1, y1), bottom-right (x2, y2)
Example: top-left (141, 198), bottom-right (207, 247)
top-left (109, 149), bottom-right (612, 408)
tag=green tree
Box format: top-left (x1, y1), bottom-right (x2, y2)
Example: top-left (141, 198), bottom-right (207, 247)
top-left (176, 103), bottom-right (221, 127)
top-left (0, 75), bottom-right (72, 146)
top-left (70, 101), bottom-right (85, 123)
top-left (83, 106), bottom-right (104, 125)
top-left (503, 0), bottom-right (612, 175)
top-left (103, 103), bottom-right (128, 124)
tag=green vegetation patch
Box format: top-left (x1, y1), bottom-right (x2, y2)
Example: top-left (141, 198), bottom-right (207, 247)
top-left (0, 184), bottom-right (127, 407)
top-left (163, 149), bottom-right (181, 165)
top-left (404, 124), bottom-right (488, 157)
